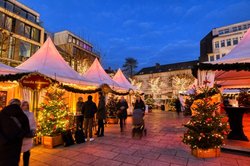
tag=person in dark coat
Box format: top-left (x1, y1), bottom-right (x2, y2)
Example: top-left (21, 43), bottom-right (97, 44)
top-left (116, 97), bottom-right (128, 132)
top-left (82, 95), bottom-right (97, 142)
top-left (0, 99), bottom-right (30, 166)
top-left (96, 92), bottom-right (106, 137)
top-left (175, 98), bottom-right (181, 116)
top-left (134, 96), bottom-right (145, 112)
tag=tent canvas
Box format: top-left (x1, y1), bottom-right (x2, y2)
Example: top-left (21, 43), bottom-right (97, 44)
top-left (113, 68), bottom-right (136, 90)
top-left (17, 37), bottom-right (97, 86)
top-left (84, 58), bottom-right (120, 88)
top-left (0, 62), bottom-right (26, 75)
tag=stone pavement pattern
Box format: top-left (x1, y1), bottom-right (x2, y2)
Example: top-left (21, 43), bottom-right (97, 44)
top-left (23, 111), bottom-right (250, 166)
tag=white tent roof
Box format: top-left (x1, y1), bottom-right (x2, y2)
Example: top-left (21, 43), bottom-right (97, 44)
top-left (113, 69), bottom-right (136, 90)
top-left (0, 62), bottom-right (25, 75)
top-left (17, 37), bottom-right (97, 86)
top-left (84, 58), bottom-right (120, 87)
top-left (212, 28), bottom-right (250, 64)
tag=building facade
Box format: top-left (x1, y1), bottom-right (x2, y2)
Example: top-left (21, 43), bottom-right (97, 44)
top-left (200, 20), bottom-right (250, 62)
top-left (54, 30), bottom-right (100, 73)
top-left (0, 0), bottom-right (44, 66)
top-left (133, 61), bottom-right (198, 103)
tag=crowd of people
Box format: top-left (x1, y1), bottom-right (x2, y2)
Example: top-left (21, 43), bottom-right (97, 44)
top-left (76, 93), bottom-right (146, 139)
top-left (0, 93), bottom-right (146, 166)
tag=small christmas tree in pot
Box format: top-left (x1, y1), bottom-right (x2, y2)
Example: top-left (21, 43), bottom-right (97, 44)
top-left (182, 82), bottom-right (229, 158)
top-left (37, 86), bottom-right (71, 148)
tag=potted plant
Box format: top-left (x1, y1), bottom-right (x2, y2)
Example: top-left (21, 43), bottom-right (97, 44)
top-left (37, 87), bottom-right (71, 148)
top-left (182, 82), bottom-right (229, 158)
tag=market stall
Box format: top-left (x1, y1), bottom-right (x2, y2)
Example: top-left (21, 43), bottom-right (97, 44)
top-left (113, 68), bottom-right (137, 115)
top-left (194, 28), bottom-right (250, 145)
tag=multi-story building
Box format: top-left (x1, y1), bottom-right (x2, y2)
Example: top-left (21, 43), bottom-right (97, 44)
top-left (0, 0), bottom-right (44, 66)
top-left (53, 30), bottom-right (100, 73)
top-left (200, 20), bottom-right (250, 62)
top-left (133, 60), bottom-right (198, 103)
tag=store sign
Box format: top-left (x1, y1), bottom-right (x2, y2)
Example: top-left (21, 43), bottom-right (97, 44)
top-left (20, 73), bottom-right (52, 90)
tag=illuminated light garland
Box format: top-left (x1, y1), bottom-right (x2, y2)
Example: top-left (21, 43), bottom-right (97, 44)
top-left (0, 81), bottom-right (19, 90)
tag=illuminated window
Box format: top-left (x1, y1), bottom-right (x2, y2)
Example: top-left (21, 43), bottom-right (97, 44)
top-left (68, 35), bottom-right (72, 43)
top-left (19, 40), bottom-right (31, 57)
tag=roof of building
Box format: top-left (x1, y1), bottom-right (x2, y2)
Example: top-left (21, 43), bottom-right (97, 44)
top-left (136, 60), bottom-right (198, 75)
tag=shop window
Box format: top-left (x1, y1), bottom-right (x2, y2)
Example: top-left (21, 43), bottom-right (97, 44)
top-left (226, 39), bottom-right (231, 46)
top-left (220, 40), bottom-right (225, 47)
top-left (209, 56), bottom-right (214, 62)
top-left (215, 41), bottom-right (219, 48)
top-left (4, 16), bottom-right (12, 31)
top-left (19, 40), bottom-right (31, 57)
top-left (233, 38), bottom-right (238, 45)
top-left (24, 25), bottom-right (31, 38)
top-left (31, 28), bottom-right (40, 42)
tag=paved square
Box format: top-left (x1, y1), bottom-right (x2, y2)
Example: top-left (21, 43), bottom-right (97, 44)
top-left (22, 111), bottom-right (250, 166)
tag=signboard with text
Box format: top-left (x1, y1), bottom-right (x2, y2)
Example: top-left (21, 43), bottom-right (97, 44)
top-left (20, 73), bottom-right (52, 90)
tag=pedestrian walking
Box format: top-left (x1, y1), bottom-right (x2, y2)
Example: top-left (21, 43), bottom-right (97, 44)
top-left (0, 99), bottom-right (30, 166)
top-left (96, 92), bottom-right (106, 137)
top-left (82, 95), bottom-right (97, 141)
top-left (21, 101), bottom-right (36, 166)
top-left (134, 96), bottom-right (146, 112)
top-left (116, 97), bottom-right (128, 132)
top-left (175, 98), bottom-right (181, 116)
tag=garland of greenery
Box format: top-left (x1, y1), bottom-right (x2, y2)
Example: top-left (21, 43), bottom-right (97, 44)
top-left (192, 63), bottom-right (250, 78)
top-left (110, 89), bottom-right (129, 96)
top-left (0, 72), bottom-right (131, 95)
top-left (0, 72), bottom-right (32, 82)
top-left (59, 84), bottom-right (102, 94)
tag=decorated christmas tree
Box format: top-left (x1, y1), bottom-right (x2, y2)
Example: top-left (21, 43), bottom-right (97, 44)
top-left (106, 95), bottom-right (118, 118)
top-left (37, 86), bottom-right (71, 136)
top-left (182, 83), bottom-right (229, 150)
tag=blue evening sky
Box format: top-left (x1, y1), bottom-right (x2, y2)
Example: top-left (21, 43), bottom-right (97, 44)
top-left (19, 0), bottom-right (250, 70)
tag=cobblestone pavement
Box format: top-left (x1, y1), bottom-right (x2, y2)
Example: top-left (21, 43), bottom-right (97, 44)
top-left (23, 110), bottom-right (250, 166)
